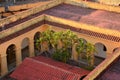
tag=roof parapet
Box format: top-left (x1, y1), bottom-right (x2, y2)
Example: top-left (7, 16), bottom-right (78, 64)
top-left (84, 48), bottom-right (120, 80)
top-left (65, 0), bottom-right (120, 13)
top-left (0, 0), bottom-right (64, 27)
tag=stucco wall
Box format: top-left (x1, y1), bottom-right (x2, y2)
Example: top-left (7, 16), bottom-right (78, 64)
top-left (0, 15), bottom-right (44, 39)
top-left (97, 0), bottom-right (120, 6)
top-left (0, 7), bottom-right (4, 13)
top-left (45, 24), bottom-right (120, 55)
top-left (65, 0), bottom-right (120, 13)
top-left (0, 0), bottom-right (64, 27)
top-left (45, 15), bottom-right (120, 38)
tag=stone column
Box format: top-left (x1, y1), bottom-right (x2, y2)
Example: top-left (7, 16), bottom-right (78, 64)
top-left (1, 54), bottom-right (8, 76)
top-left (16, 46), bottom-right (22, 66)
top-left (106, 51), bottom-right (112, 58)
top-left (29, 38), bottom-right (35, 57)
top-left (72, 43), bottom-right (78, 61)
top-left (106, 47), bottom-right (113, 58)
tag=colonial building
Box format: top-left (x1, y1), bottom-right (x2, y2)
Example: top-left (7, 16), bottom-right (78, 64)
top-left (0, 0), bottom-right (120, 80)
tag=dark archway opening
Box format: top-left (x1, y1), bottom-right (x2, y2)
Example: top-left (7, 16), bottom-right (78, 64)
top-left (80, 75), bottom-right (87, 80)
top-left (79, 38), bottom-right (87, 44)
top-left (21, 38), bottom-right (29, 60)
top-left (94, 43), bottom-right (107, 66)
top-left (113, 47), bottom-right (120, 53)
top-left (34, 32), bottom-right (41, 56)
top-left (6, 44), bottom-right (16, 71)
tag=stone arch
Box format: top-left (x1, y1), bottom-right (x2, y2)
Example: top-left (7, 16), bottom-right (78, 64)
top-left (21, 38), bottom-right (30, 60)
top-left (6, 44), bottom-right (16, 71)
top-left (79, 38), bottom-right (87, 44)
top-left (34, 32), bottom-right (41, 56)
top-left (94, 42), bottom-right (107, 66)
top-left (113, 47), bottom-right (120, 53)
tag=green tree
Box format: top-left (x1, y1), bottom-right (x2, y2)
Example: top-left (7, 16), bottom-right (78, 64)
top-left (52, 48), bottom-right (71, 63)
top-left (76, 38), bottom-right (86, 59)
top-left (36, 29), bottom-right (97, 67)
top-left (36, 30), bottom-right (53, 53)
top-left (61, 30), bottom-right (78, 49)
top-left (85, 43), bottom-right (97, 67)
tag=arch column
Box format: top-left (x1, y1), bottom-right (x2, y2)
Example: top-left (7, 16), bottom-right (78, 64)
top-left (1, 54), bottom-right (8, 76)
top-left (106, 47), bottom-right (114, 57)
top-left (106, 50), bottom-right (113, 58)
top-left (29, 38), bottom-right (35, 57)
top-left (72, 43), bottom-right (78, 61)
top-left (16, 45), bottom-right (22, 66)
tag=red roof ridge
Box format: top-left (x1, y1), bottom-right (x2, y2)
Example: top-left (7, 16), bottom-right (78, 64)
top-left (10, 56), bottom-right (90, 80)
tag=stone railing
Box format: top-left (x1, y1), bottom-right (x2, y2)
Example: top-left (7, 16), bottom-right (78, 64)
top-left (0, 14), bottom-right (44, 39)
top-left (65, 0), bottom-right (120, 13)
top-left (83, 48), bottom-right (120, 80)
top-left (0, 0), bottom-right (64, 27)
top-left (1, 14), bottom-right (120, 41)
top-left (8, 1), bottom-right (51, 11)
top-left (0, 1), bottom-right (51, 12)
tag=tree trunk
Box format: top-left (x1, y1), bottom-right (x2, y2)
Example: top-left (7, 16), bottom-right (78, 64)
top-left (90, 55), bottom-right (94, 67)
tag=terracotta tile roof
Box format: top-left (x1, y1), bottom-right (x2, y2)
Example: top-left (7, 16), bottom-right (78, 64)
top-left (10, 56), bottom-right (90, 80)
top-left (33, 56), bottom-right (90, 75)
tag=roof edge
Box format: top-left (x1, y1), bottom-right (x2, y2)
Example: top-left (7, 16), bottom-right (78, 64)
top-left (83, 48), bottom-right (120, 80)
top-left (0, 0), bottom-right (64, 27)
top-left (65, 0), bottom-right (120, 13)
